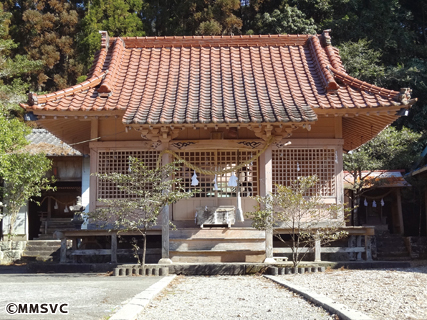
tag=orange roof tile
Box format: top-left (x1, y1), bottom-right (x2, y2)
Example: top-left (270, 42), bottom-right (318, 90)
top-left (21, 31), bottom-right (414, 129)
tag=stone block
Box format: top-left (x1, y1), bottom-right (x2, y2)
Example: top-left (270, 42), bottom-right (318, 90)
top-left (0, 241), bottom-right (11, 251)
top-left (268, 267), bottom-right (278, 275)
top-left (11, 241), bottom-right (26, 250)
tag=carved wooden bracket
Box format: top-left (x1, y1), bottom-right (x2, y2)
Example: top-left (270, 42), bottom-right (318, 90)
top-left (249, 124), bottom-right (298, 140)
top-left (138, 126), bottom-right (180, 142)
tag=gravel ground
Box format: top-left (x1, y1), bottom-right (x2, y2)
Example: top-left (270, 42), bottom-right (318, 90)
top-left (0, 272), bottom-right (162, 320)
top-left (138, 275), bottom-right (337, 320)
top-left (284, 265), bottom-right (427, 320)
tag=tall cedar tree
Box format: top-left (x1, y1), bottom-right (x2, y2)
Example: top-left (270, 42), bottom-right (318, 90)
top-left (3, 0), bottom-right (84, 92)
top-left (77, 0), bottom-right (145, 69)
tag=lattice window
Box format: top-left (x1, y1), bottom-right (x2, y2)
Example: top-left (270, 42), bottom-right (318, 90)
top-left (272, 148), bottom-right (336, 197)
top-left (216, 150), bottom-right (258, 197)
top-left (97, 150), bottom-right (160, 199)
top-left (175, 150), bottom-right (258, 198)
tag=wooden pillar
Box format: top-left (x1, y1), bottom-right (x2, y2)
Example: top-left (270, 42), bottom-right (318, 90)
top-left (60, 237), bottom-right (67, 263)
top-left (158, 151), bottom-right (173, 264)
top-left (396, 188), bottom-right (404, 235)
top-left (46, 197), bottom-right (51, 234)
top-left (72, 238), bottom-right (78, 263)
top-left (365, 235), bottom-right (372, 261)
top-left (314, 237), bottom-right (321, 262)
top-left (425, 189), bottom-right (427, 236)
top-left (263, 145), bottom-right (275, 263)
top-left (111, 233), bottom-right (117, 263)
top-left (348, 235), bottom-right (356, 261)
top-left (356, 235), bottom-right (362, 261)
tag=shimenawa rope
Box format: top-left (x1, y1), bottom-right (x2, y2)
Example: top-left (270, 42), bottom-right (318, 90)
top-left (156, 135), bottom-right (275, 174)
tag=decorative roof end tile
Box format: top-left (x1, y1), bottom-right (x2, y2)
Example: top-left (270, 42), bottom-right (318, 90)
top-left (28, 92), bottom-right (38, 106)
top-left (398, 88), bottom-right (417, 106)
top-left (322, 29), bottom-right (332, 46)
top-left (99, 31), bottom-right (110, 50)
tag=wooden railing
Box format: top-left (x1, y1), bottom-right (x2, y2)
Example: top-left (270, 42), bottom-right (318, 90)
top-left (272, 227), bottom-right (375, 262)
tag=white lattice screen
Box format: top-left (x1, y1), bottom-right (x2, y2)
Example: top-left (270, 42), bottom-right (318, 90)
top-left (272, 148), bottom-right (336, 197)
top-left (97, 150), bottom-right (160, 199)
top-left (176, 150), bottom-right (258, 198)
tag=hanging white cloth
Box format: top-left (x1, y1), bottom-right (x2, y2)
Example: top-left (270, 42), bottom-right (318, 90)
top-left (191, 170), bottom-right (199, 186)
top-left (54, 201), bottom-right (58, 210)
top-left (213, 175), bottom-right (219, 191)
top-left (297, 162), bottom-right (300, 172)
top-left (364, 198), bottom-right (368, 207)
top-left (372, 200), bottom-right (377, 208)
top-left (235, 171), bottom-right (244, 222)
top-left (381, 198), bottom-right (385, 206)
top-left (228, 172), bottom-right (238, 187)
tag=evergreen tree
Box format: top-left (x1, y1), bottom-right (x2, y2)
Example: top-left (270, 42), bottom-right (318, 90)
top-left (3, 0), bottom-right (84, 92)
top-left (78, 0), bottom-right (145, 69)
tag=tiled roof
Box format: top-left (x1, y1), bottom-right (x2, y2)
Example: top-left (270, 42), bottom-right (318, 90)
top-left (25, 129), bottom-right (81, 156)
top-left (21, 32), bottom-right (412, 127)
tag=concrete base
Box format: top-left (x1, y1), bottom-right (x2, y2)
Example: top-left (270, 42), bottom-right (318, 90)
top-left (22, 260), bottom-right (413, 275)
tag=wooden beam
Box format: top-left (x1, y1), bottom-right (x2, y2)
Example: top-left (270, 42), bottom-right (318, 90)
top-left (70, 248), bottom-right (161, 256)
top-left (273, 247), bottom-right (365, 253)
top-left (91, 118), bottom-right (99, 140)
top-left (334, 117), bottom-right (343, 139)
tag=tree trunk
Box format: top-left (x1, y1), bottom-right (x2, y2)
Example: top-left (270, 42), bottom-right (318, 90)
top-left (353, 193), bottom-right (361, 226)
top-left (142, 233), bottom-right (147, 268)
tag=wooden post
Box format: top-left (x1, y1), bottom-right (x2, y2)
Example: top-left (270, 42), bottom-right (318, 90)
top-left (89, 148), bottom-right (97, 213)
top-left (72, 238), bottom-right (78, 263)
top-left (60, 237), bottom-right (67, 263)
top-left (348, 235), bottom-right (356, 260)
top-left (396, 188), bottom-right (404, 235)
top-left (314, 237), bottom-right (321, 262)
top-left (365, 235), bottom-right (372, 261)
top-left (263, 145), bottom-right (275, 263)
top-left (111, 233), bottom-right (117, 263)
top-left (46, 197), bottom-right (51, 234)
top-left (356, 235), bottom-right (362, 261)
top-left (158, 151), bottom-right (173, 264)
top-left (425, 188), bottom-right (427, 237)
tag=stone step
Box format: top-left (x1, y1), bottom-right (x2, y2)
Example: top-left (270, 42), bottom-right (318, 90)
top-left (20, 255), bottom-right (56, 262)
top-left (376, 246), bottom-right (408, 253)
top-left (23, 249), bottom-right (59, 256)
top-left (170, 250), bottom-right (265, 263)
top-left (169, 228), bottom-right (266, 263)
top-left (377, 252), bottom-right (410, 258)
top-left (376, 256), bottom-right (411, 261)
top-left (376, 239), bottom-right (406, 246)
top-left (170, 228), bottom-right (265, 240)
top-left (26, 240), bottom-right (61, 248)
top-left (170, 239), bottom-right (265, 251)
top-left (35, 235), bottom-right (58, 240)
